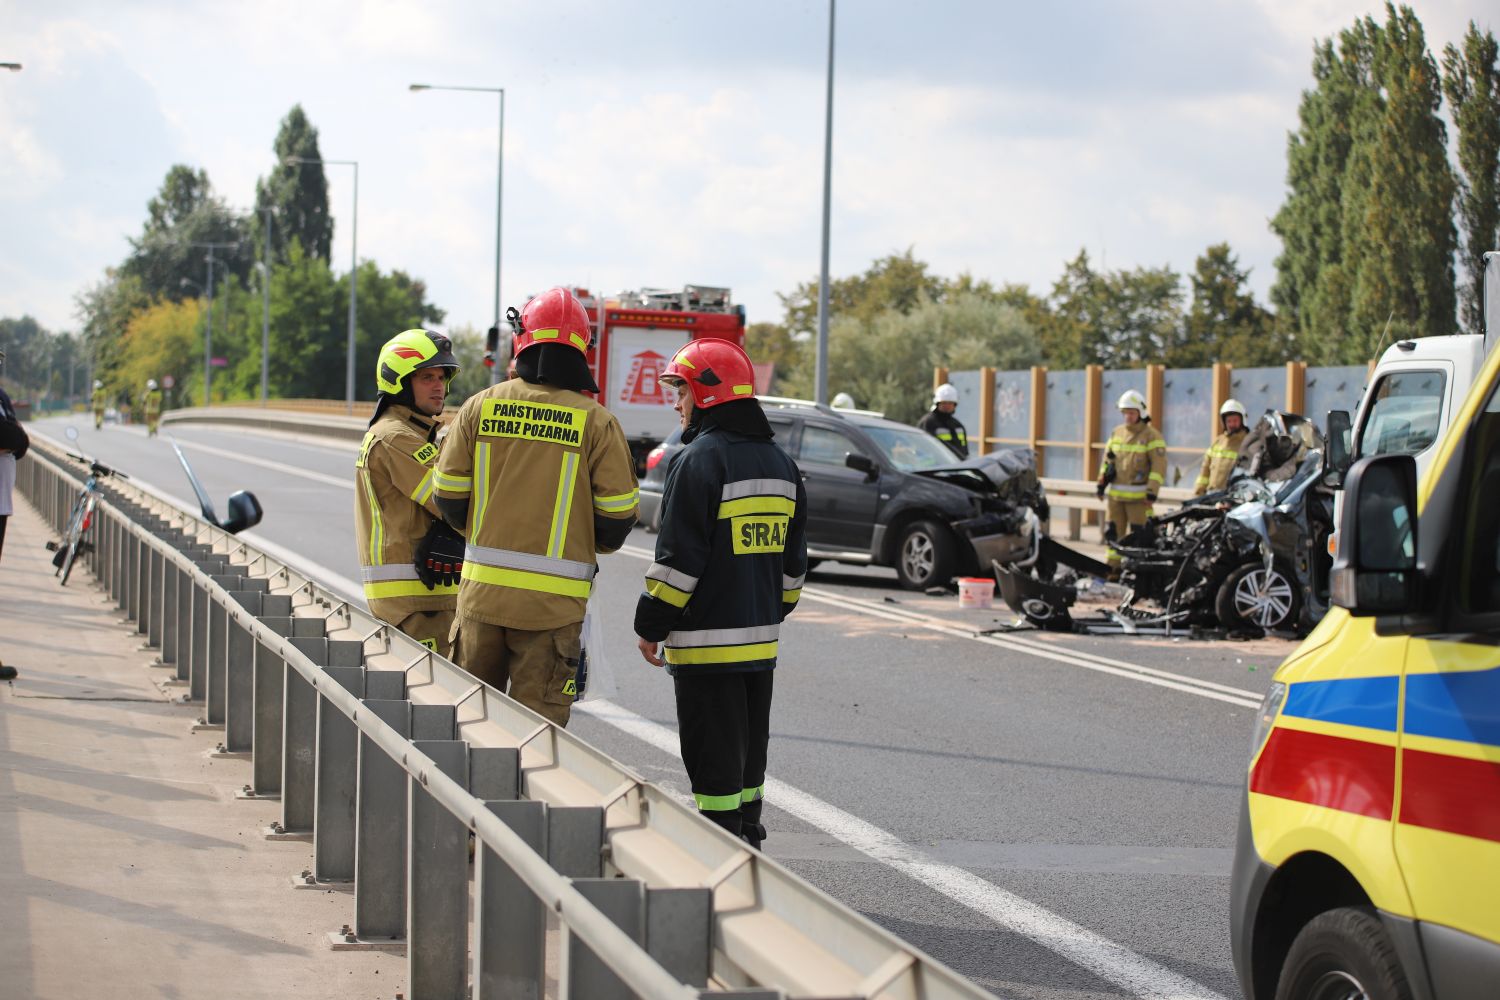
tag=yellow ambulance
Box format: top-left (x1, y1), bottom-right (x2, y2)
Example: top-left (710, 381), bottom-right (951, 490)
top-left (1231, 337), bottom-right (1500, 999)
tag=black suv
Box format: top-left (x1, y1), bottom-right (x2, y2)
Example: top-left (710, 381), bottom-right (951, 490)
top-left (638, 400), bottom-right (1049, 589)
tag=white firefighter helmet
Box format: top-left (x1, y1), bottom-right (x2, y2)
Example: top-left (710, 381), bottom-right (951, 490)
top-left (1220, 398), bottom-right (1247, 422)
top-left (146, 378), bottom-right (158, 391)
top-left (831, 391), bottom-right (855, 409)
top-left (94, 379), bottom-right (103, 389)
top-left (933, 383), bottom-right (959, 405)
top-left (1117, 389), bottom-right (1148, 416)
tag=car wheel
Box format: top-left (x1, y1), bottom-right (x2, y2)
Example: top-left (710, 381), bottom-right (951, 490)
top-left (1274, 907), bottom-right (1413, 1000)
top-left (1216, 561), bottom-right (1300, 631)
top-left (896, 519), bottom-right (956, 590)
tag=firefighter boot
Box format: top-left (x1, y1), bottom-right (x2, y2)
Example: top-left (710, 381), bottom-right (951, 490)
top-left (700, 808), bottom-right (742, 840)
top-left (739, 798), bottom-right (767, 851)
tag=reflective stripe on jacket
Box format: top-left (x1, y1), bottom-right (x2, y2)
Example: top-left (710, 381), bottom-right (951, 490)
top-left (353, 404), bottom-right (457, 619)
top-left (1101, 421), bottom-right (1166, 501)
top-left (917, 409), bottom-right (969, 459)
top-left (436, 379), bottom-right (638, 630)
top-left (635, 425), bottom-right (809, 676)
top-left (1195, 427), bottom-right (1248, 494)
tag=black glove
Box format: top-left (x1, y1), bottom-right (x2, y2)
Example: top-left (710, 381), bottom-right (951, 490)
top-left (1146, 491), bottom-right (1158, 504)
top-left (414, 519), bottom-right (465, 589)
top-left (1095, 481), bottom-right (1106, 501)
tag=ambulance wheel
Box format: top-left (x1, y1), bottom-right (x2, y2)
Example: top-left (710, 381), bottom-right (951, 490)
top-left (1217, 561), bottom-right (1299, 631)
top-left (896, 519), bottom-right (955, 591)
top-left (1275, 907), bottom-right (1412, 1000)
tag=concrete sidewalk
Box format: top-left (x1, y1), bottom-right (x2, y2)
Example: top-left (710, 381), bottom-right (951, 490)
top-left (0, 496), bottom-right (401, 999)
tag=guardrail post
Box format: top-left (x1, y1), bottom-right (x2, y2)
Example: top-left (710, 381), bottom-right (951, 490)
top-left (223, 585), bottom-right (269, 753)
top-left (279, 629), bottom-right (328, 835)
top-left (249, 606), bottom-right (294, 797)
top-left (354, 696), bottom-right (411, 942)
top-left (408, 739), bottom-right (470, 999)
top-left (127, 527), bottom-right (142, 627)
top-left (206, 575), bottom-right (247, 726)
top-left (646, 887), bottom-right (713, 988)
top-left (161, 560), bottom-right (181, 669)
top-left (564, 878), bottom-right (644, 999)
top-left (549, 805), bottom-right (604, 878)
top-left (314, 664), bottom-right (366, 883)
top-left (147, 546), bottom-right (166, 652)
top-left (473, 798), bottom-right (545, 1000)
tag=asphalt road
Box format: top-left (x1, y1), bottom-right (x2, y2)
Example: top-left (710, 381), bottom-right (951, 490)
top-left (29, 415), bottom-right (1292, 1000)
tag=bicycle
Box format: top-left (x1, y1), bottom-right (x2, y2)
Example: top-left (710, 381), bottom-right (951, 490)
top-left (46, 435), bottom-right (126, 586)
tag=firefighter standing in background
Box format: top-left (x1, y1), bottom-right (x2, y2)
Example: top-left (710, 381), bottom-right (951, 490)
top-left (1097, 389), bottom-right (1166, 578)
top-left (434, 287), bottom-right (638, 727)
top-left (635, 339), bottom-right (808, 850)
top-left (1194, 399), bottom-right (1249, 496)
top-left (91, 380), bottom-right (106, 430)
top-left (143, 379), bottom-right (163, 437)
top-left (354, 329), bottom-right (465, 656)
top-left (918, 383), bottom-right (969, 459)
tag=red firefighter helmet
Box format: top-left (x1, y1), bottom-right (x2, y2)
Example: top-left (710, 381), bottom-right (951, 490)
top-left (661, 338), bottom-right (756, 410)
top-left (512, 287), bottom-right (592, 359)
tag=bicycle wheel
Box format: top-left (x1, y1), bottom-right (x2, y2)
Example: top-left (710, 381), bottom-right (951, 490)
top-left (59, 494), bottom-right (95, 586)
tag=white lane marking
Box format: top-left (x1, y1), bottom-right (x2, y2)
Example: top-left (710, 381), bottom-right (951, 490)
top-left (578, 699), bottom-right (1227, 1000)
top-left (169, 436), bottom-right (355, 490)
top-left (618, 544), bottom-right (1261, 709)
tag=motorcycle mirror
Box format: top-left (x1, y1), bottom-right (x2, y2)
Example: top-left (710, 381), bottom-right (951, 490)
top-left (65, 426), bottom-right (79, 442)
top-left (220, 491), bottom-right (263, 534)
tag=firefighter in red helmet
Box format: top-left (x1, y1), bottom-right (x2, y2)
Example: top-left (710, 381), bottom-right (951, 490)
top-left (434, 287), bottom-right (638, 726)
top-left (635, 338), bottom-right (808, 850)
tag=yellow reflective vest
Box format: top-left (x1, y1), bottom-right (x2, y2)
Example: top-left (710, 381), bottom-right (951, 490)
top-left (1194, 427), bottom-right (1248, 495)
top-left (144, 389), bottom-right (163, 419)
top-left (435, 379), bottom-right (638, 631)
top-left (1101, 421), bottom-right (1166, 502)
top-left (353, 404), bottom-right (457, 619)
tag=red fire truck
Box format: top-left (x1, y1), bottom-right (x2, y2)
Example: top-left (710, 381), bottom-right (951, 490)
top-left (492, 285), bottom-right (747, 470)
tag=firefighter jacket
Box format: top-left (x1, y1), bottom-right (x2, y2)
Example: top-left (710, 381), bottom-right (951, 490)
top-left (1194, 427), bottom-right (1248, 495)
top-left (91, 388), bottom-right (106, 412)
top-left (434, 378), bottom-right (638, 631)
top-left (1100, 421), bottom-right (1166, 502)
top-left (144, 389), bottom-right (163, 419)
top-left (634, 425), bottom-right (809, 677)
top-left (354, 403), bottom-right (457, 619)
top-left (918, 408), bottom-right (969, 459)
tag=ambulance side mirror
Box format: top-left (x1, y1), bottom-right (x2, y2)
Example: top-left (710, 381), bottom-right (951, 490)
top-left (1324, 409), bottom-right (1352, 487)
top-left (1330, 454), bottom-right (1417, 615)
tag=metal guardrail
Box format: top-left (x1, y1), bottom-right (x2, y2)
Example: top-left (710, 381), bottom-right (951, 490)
top-left (16, 434), bottom-right (994, 1000)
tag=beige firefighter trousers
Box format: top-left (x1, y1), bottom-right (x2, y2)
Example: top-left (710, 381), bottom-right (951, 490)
top-left (1105, 498), bottom-right (1154, 567)
top-left (451, 613), bottom-right (581, 727)
top-left (395, 609), bottom-right (455, 659)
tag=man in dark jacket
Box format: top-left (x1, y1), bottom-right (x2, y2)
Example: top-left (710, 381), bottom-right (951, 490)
top-left (918, 382), bottom-right (969, 459)
top-left (0, 348), bottom-right (30, 564)
top-left (635, 338), bottom-right (807, 849)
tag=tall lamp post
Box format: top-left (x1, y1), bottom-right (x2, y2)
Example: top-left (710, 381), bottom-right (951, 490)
top-left (258, 206), bottom-right (272, 405)
top-left (409, 82), bottom-right (505, 384)
top-left (815, 0), bottom-right (836, 406)
top-left (286, 155), bottom-right (359, 413)
top-left (186, 241), bottom-right (238, 405)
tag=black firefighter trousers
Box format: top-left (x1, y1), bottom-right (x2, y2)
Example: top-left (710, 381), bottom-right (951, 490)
top-left (673, 669), bottom-right (774, 846)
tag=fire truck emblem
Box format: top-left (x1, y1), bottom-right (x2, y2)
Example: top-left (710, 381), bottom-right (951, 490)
top-left (620, 350), bottom-right (669, 405)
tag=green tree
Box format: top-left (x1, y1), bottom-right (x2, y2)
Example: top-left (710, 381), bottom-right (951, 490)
top-left (1442, 22), bottom-right (1500, 336)
top-left (254, 105), bottom-right (333, 265)
top-left (1270, 25), bottom-right (1379, 349)
top-left (112, 299), bottom-right (203, 411)
top-left (338, 263), bottom-right (446, 402)
top-left (1341, 3), bottom-right (1456, 354)
top-left (778, 249), bottom-right (945, 336)
top-left (743, 321), bottom-right (802, 392)
top-left (262, 241), bottom-right (340, 398)
top-left (121, 164), bottom-right (252, 302)
top-left (73, 271), bottom-right (151, 386)
top-left (1171, 244), bottom-right (1288, 366)
top-left (1045, 249), bottom-right (1184, 367)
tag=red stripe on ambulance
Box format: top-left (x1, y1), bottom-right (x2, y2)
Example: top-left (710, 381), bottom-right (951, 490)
top-left (1251, 728), bottom-right (1395, 820)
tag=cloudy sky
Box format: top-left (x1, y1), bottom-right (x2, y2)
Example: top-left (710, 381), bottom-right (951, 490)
top-left (1, 1), bottom-right (1487, 338)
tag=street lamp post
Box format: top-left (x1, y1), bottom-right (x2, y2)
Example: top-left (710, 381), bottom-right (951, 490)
top-left (259, 206), bottom-right (272, 405)
top-left (410, 82), bottom-right (505, 384)
top-left (815, 0), bottom-right (836, 406)
top-left (286, 156), bottom-right (359, 413)
top-left (186, 242), bottom-right (238, 405)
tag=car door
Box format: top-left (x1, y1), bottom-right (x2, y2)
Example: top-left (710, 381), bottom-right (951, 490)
top-left (1392, 375), bottom-right (1500, 993)
top-left (796, 420), bottom-right (879, 552)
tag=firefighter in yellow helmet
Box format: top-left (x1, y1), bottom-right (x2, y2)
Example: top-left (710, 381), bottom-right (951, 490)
top-left (1194, 399), bottom-right (1249, 496)
top-left (354, 329), bottom-right (463, 656)
top-left (143, 379), bottom-right (163, 437)
top-left (1097, 389), bottom-right (1166, 578)
top-left (434, 288), bottom-right (638, 727)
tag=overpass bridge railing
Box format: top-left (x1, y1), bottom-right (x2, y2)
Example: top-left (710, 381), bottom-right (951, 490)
top-left (16, 433), bottom-right (993, 1000)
